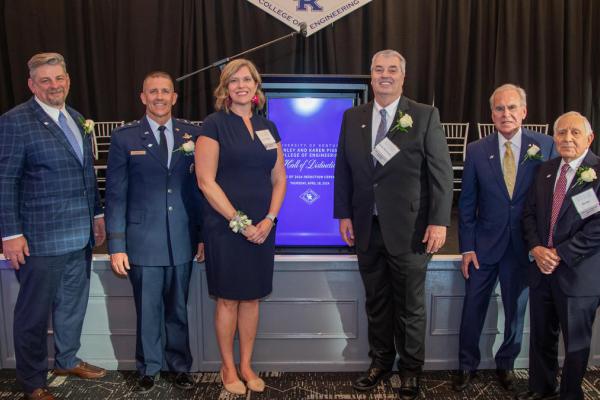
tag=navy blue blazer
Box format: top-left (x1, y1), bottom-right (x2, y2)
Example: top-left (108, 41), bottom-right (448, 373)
top-left (0, 97), bottom-right (102, 256)
top-left (459, 129), bottom-right (555, 264)
top-left (523, 150), bottom-right (600, 296)
top-left (105, 116), bottom-right (203, 266)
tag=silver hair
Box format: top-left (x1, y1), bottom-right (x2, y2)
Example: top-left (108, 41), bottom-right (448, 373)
top-left (489, 83), bottom-right (527, 109)
top-left (553, 111), bottom-right (593, 137)
top-left (371, 49), bottom-right (406, 75)
top-left (28, 52), bottom-right (67, 78)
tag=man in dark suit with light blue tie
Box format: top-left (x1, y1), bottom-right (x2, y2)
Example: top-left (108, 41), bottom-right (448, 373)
top-left (105, 71), bottom-right (203, 393)
top-left (453, 84), bottom-right (555, 393)
top-left (334, 50), bottom-right (453, 400)
top-left (518, 112), bottom-right (600, 400)
top-left (0, 53), bottom-right (106, 400)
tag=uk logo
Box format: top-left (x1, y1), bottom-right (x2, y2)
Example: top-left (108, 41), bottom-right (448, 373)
top-left (300, 188), bottom-right (320, 204)
top-left (295, 0), bottom-right (323, 11)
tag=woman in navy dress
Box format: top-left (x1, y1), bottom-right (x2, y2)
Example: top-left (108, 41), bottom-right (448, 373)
top-left (195, 59), bottom-right (286, 395)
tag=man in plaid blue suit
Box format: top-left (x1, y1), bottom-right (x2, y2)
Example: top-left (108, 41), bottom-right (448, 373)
top-left (0, 53), bottom-right (106, 400)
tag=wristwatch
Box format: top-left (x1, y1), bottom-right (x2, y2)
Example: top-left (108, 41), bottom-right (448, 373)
top-left (266, 214), bottom-right (278, 225)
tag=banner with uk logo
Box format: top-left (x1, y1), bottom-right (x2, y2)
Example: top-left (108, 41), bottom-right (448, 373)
top-left (247, 0), bottom-right (372, 37)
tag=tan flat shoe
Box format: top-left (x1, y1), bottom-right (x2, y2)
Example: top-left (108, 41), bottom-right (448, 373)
top-left (220, 369), bottom-right (246, 395)
top-left (244, 377), bottom-right (265, 392)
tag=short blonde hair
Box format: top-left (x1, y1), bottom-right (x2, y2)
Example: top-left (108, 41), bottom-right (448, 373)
top-left (214, 59), bottom-right (265, 112)
top-left (28, 52), bottom-right (67, 78)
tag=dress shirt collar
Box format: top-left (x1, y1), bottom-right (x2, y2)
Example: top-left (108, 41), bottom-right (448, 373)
top-left (34, 96), bottom-right (68, 122)
top-left (498, 128), bottom-right (522, 153)
top-left (559, 149), bottom-right (588, 172)
top-left (146, 115), bottom-right (173, 136)
top-left (374, 96), bottom-right (401, 120)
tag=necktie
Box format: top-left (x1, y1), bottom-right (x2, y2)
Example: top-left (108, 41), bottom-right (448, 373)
top-left (58, 112), bottom-right (83, 164)
top-left (547, 163), bottom-right (570, 247)
top-left (503, 141), bottom-right (516, 198)
top-left (373, 108), bottom-right (387, 165)
top-left (158, 125), bottom-right (168, 166)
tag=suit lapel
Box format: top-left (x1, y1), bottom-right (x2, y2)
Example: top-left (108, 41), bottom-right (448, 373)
top-left (139, 116), bottom-right (167, 170)
top-left (29, 99), bottom-right (83, 165)
top-left (513, 131), bottom-right (535, 198)
top-left (170, 119), bottom-right (185, 170)
top-left (486, 133), bottom-right (510, 200)
top-left (66, 106), bottom-right (92, 167)
top-left (557, 151), bottom-right (600, 223)
top-left (360, 103), bottom-right (375, 171)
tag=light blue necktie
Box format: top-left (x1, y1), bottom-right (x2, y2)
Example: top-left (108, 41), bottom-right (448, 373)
top-left (373, 108), bottom-right (387, 165)
top-left (58, 111), bottom-right (83, 164)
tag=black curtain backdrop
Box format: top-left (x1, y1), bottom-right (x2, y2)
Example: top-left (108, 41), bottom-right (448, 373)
top-left (1, 0), bottom-right (599, 148)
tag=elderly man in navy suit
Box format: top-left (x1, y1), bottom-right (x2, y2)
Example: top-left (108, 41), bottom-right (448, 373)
top-left (517, 112), bottom-right (600, 400)
top-left (0, 53), bottom-right (106, 400)
top-left (453, 84), bottom-right (555, 392)
top-left (105, 71), bottom-right (203, 393)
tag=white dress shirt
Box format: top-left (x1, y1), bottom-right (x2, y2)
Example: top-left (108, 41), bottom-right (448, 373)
top-left (372, 97), bottom-right (401, 149)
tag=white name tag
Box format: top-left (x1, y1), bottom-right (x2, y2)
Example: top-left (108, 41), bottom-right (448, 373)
top-left (371, 137), bottom-right (400, 166)
top-left (255, 129), bottom-right (278, 150)
top-left (572, 188), bottom-right (600, 219)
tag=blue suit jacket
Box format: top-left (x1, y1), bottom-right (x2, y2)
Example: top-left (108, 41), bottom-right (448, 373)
top-left (459, 129), bottom-right (555, 265)
top-left (105, 116), bottom-right (202, 266)
top-left (523, 151), bottom-right (600, 296)
top-left (0, 97), bottom-right (102, 256)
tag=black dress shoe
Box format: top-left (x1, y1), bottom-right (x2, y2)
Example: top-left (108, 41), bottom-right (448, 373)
top-left (452, 370), bottom-right (476, 391)
top-left (399, 376), bottom-right (420, 400)
top-left (515, 390), bottom-right (559, 400)
top-left (496, 369), bottom-right (515, 391)
top-left (135, 375), bottom-right (155, 392)
top-left (174, 372), bottom-right (195, 390)
top-left (352, 367), bottom-right (391, 391)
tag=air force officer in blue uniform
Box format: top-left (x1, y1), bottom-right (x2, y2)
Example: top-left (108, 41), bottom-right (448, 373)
top-left (105, 71), bottom-right (203, 393)
top-left (453, 84), bottom-right (555, 392)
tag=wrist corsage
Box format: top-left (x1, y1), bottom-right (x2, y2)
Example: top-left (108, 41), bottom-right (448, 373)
top-left (229, 211), bottom-right (252, 233)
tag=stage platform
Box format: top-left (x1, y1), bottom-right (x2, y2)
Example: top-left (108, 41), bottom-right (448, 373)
top-left (2, 208), bottom-right (600, 372)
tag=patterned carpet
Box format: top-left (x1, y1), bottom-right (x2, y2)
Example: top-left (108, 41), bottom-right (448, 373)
top-left (1, 368), bottom-right (600, 399)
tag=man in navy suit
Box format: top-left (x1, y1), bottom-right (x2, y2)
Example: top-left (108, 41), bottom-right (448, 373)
top-left (105, 71), bottom-right (203, 393)
top-left (453, 84), bottom-right (555, 392)
top-left (517, 112), bottom-right (600, 400)
top-left (0, 53), bottom-right (106, 400)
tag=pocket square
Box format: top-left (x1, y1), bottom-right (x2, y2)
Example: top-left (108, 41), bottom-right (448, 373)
top-left (130, 150), bottom-right (146, 156)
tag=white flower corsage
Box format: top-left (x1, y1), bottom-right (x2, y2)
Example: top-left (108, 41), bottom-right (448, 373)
top-left (229, 211), bottom-right (252, 233)
top-left (391, 111), bottom-right (413, 133)
top-left (520, 144), bottom-right (543, 164)
top-left (174, 133), bottom-right (195, 155)
top-left (78, 117), bottom-right (94, 136)
top-left (575, 166), bottom-right (597, 187)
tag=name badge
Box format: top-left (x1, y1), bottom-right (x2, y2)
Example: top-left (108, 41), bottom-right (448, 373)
top-left (130, 150), bottom-right (146, 156)
top-left (371, 137), bottom-right (400, 166)
top-left (571, 188), bottom-right (600, 219)
top-left (255, 129), bottom-right (278, 150)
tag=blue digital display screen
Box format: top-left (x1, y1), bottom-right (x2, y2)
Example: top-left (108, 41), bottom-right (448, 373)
top-left (267, 96), bottom-right (354, 246)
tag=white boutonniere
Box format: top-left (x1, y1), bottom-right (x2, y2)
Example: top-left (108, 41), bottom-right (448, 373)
top-left (173, 133), bottom-right (195, 155)
top-left (575, 166), bottom-right (597, 187)
top-left (390, 111), bottom-right (413, 133)
top-left (78, 117), bottom-right (94, 136)
top-left (520, 144), bottom-right (543, 164)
